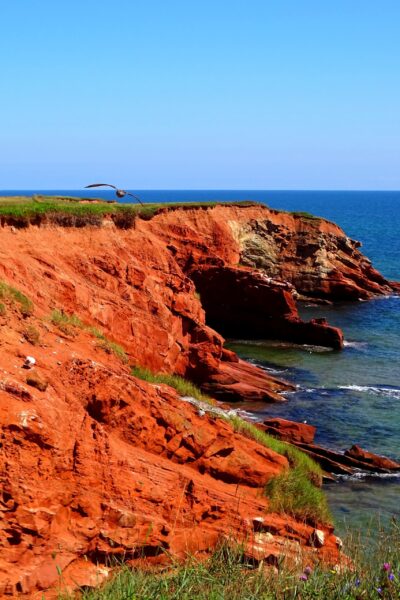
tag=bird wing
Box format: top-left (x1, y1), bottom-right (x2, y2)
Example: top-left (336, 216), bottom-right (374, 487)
top-left (85, 183), bottom-right (117, 190)
top-left (126, 193), bottom-right (144, 205)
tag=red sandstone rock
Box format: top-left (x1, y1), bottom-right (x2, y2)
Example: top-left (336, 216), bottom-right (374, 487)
top-left (0, 203), bottom-right (393, 596)
top-left (262, 418), bottom-right (316, 444)
top-left (189, 265), bottom-right (343, 349)
top-left (344, 445), bottom-right (400, 471)
top-left (0, 321), bottom-right (339, 597)
top-left (203, 359), bottom-right (293, 403)
top-left (150, 204), bottom-right (397, 301)
top-left (294, 442), bottom-right (400, 475)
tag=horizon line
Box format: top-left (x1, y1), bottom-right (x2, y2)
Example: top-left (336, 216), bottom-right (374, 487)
top-left (1, 188), bottom-right (400, 193)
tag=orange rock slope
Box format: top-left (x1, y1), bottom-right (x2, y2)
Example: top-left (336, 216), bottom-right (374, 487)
top-left (0, 204), bottom-right (395, 596)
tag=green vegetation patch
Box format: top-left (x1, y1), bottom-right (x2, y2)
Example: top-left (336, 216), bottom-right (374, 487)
top-left (131, 365), bottom-right (214, 404)
top-left (131, 365), bottom-right (327, 525)
top-left (89, 326), bottom-right (128, 363)
top-left (50, 310), bottom-right (128, 363)
top-left (0, 281), bottom-right (34, 316)
top-left (228, 416), bottom-right (329, 525)
top-left (290, 210), bottom-right (322, 220)
top-left (61, 522), bottom-right (400, 599)
top-left (0, 196), bottom-right (262, 228)
top-left (50, 309), bottom-right (84, 335)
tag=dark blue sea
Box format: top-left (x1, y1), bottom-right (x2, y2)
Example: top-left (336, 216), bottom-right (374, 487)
top-left (3, 190), bottom-right (399, 531)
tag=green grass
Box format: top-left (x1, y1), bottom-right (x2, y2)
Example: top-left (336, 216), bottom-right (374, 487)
top-left (290, 211), bottom-right (321, 220)
top-left (50, 310), bottom-right (128, 363)
top-left (50, 309), bottom-right (84, 335)
top-left (0, 196), bottom-right (261, 228)
top-left (61, 522), bottom-right (400, 599)
top-left (0, 280), bottom-right (34, 316)
top-left (89, 326), bottom-right (128, 363)
top-left (131, 366), bottom-right (327, 525)
top-left (131, 366), bottom-right (214, 404)
top-left (226, 416), bottom-right (329, 525)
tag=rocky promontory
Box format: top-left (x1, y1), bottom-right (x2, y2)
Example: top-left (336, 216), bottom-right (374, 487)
top-left (0, 201), bottom-right (396, 596)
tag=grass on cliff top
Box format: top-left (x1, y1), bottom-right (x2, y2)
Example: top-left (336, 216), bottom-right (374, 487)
top-left (62, 521), bottom-right (400, 600)
top-left (0, 195), bottom-right (260, 227)
top-left (131, 366), bottom-right (328, 525)
top-left (0, 280), bottom-right (34, 316)
top-left (50, 309), bottom-right (128, 363)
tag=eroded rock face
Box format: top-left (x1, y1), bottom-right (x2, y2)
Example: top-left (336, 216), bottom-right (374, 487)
top-left (0, 323), bottom-right (339, 597)
top-left (233, 209), bottom-right (395, 301)
top-left (190, 265), bottom-right (343, 349)
top-left (262, 418), bottom-right (316, 445)
top-left (0, 204), bottom-right (394, 595)
top-left (149, 204), bottom-right (397, 302)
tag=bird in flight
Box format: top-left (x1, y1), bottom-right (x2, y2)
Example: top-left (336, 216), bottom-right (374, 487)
top-left (85, 183), bottom-right (144, 205)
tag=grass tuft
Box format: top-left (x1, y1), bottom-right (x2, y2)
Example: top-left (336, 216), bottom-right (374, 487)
top-left (0, 281), bottom-right (34, 316)
top-left (50, 310), bottom-right (84, 335)
top-left (131, 366), bottom-right (214, 404)
top-left (60, 522), bottom-right (400, 599)
top-left (50, 310), bottom-right (128, 363)
top-left (228, 415), bottom-right (329, 524)
top-left (89, 327), bottom-right (128, 363)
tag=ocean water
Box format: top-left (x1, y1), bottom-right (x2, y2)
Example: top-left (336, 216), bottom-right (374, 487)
top-left (2, 189), bottom-right (400, 530)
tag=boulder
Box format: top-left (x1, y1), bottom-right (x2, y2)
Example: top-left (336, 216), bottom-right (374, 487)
top-left (344, 445), bottom-right (400, 471)
top-left (262, 417), bottom-right (316, 444)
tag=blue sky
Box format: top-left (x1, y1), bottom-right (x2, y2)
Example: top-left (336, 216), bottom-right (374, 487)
top-left (1, 1), bottom-right (399, 189)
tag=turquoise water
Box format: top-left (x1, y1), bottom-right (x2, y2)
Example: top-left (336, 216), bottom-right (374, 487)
top-left (3, 189), bottom-right (400, 529)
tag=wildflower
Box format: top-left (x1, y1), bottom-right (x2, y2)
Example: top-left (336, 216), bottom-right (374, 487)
top-left (299, 574), bottom-right (308, 581)
top-left (355, 578), bottom-right (361, 587)
top-left (388, 572), bottom-right (394, 581)
top-left (377, 588), bottom-right (383, 596)
top-left (383, 563), bottom-right (391, 571)
top-left (304, 566), bottom-right (312, 576)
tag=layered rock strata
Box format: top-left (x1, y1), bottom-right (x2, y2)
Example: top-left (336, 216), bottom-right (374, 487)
top-left (0, 307), bottom-right (340, 597)
top-left (0, 203), bottom-right (396, 596)
top-left (260, 418), bottom-right (400, 477)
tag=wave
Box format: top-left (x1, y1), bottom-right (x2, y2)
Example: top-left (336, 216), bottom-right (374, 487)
top-left (338, 385), bottom-right (400, 399)
top-left (260, 366), bottom-right (288, 375)
top-left (343, 340), bottom-right (368, 349)
top-left (335, 471), bottom-right (400, 482)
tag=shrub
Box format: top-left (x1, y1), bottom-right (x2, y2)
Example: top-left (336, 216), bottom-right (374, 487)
top-left (111, 207), bottom-right (137, 229)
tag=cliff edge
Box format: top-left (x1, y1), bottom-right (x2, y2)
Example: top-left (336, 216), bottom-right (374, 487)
top-left (0, 202), bottom-right (394, 596)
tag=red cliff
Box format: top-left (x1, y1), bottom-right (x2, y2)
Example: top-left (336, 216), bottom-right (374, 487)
top-left (0, 203), bottom-right (393, 596)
